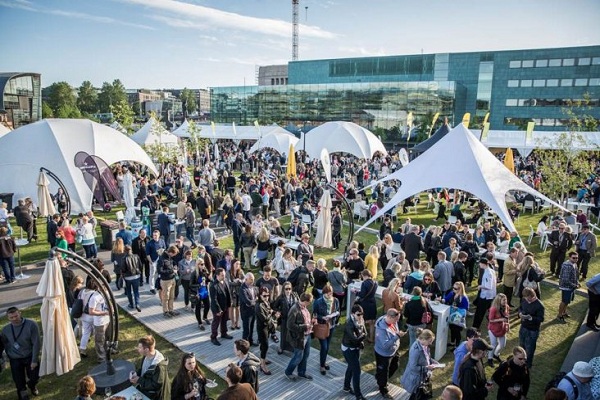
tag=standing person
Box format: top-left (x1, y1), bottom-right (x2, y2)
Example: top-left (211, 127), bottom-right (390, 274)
top-left (557, 252), bottom-right (580, 324)
top-left (132, 229), bottom-right (150, 286)
top-left (342, 304), bottom-right (368, 400)
top-left (122, 244), bottom-right (142, 312)
top-left (518, 287), bottom-right (545, 368)
top-left (184, 203), bottom-right (197, 249)
top-left (382, 278), bottom-right (404, 315)
top-left (146, 230), bottom-right (166, 295)
top-left (240, 273), bottom-right (258, 345)
top-left (0, 226), bottom-right (17, 284)
top-left (374, 308), bottom-right (406, 399)
top-left (255, 287), bottom-right (280, 375)
top-left (111, 237), bottom-right (126, 291)
top-left (332, 207), bottom-right (342, 250)
top-left (364, 245), bottom-right (380, 281)
top-left (158, 246), bottom-right (180, 318)
top-left (401, 328), bottom-right (442, 400)
top-left (157, 206), bottom-right (175, 246)
top-left (255, 265), bottom-right (280, 303)
top-left (313, 284), bottom-right (340, 375)
top-left (77, 215), bottom-right (97, 260)
top-left (88, 284), bottom-right (110, 363)
top-left (190, 258), bottom-right (211, 331)
top-left (209, 268), bottom-right (233, 346)
top-left (129, 335), bottom-right (171, 400)
top-left (178, 250), bottom-right (196, 312)
top-left (240, 225), bottom-right (257, 270)
top-left (273, 281), bottom-right (299, 354)
top-left (434, 251), bottom-right (454, 296)
top-left (284, 293), bottom-right (317, 381)
top-left (548, 223), bottom-right (573, 277)
top-left (59, 219), bottom-right (77, 252)
top-left (0, 307), bottom-right (41, 399)
top-left (403, 287), bottom-right (432, 347)
top-left (233, 339), bottom-right (260, 394)
top-left (459, 339), bottom-right (494, 400)
top-left (232, 213), bottom-right (245, 261)
top-left (297, 233), bottom-right (314, 266)
top-left (357, 269), bottom-right (378, 343)
top-left (77, 279), bottom-right (96, 359)
top-left (401, 226), bottom-right (424, 265)
top-left (328, 259), bottom-right (348, 310)
top-left (115, 221), bottom-right (133, 246)
top-left (502, 248), bottom-right (519, 307)
top-left (443, 282), bottom-right (469, 348)
top-left (47, 213), bottom-right (60, 248)
top-left (198, 219), bottom-right (216, 253)
top-left (227, 260), bottom-right (245, 330)
top-left (472, 258), bottom-right (497, 330)
top-left (557, 361), bottom-right (595, 400)
top-left (451, 328), bottom-right (480, 386)
top-left (585, 272), bottom-right (600, 331)
top-left (575, 224), bottom-right (596, 281)
top-left (487, 294), bottom-right (510, 368)
top-left (460, 233), bottom-right (479, 287)
top-left (491, 346), bottom-right (531, 400)
top-left (171, 353), bottom-right (207, 400)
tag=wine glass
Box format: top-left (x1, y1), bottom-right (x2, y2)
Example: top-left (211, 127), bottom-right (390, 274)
top-left (104, 387), bottom-right (112, 398)
top-left (193, 381), bottom-right (200, 399)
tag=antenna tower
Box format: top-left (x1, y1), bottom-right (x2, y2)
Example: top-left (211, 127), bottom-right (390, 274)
top-left (292, 0), bottom-right (299, 61)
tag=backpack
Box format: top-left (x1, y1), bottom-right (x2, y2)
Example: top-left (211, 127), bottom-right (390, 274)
top-left (287, 267), bottom-right (302, 287)
top-left (545, 372), bottom-right (578, 398)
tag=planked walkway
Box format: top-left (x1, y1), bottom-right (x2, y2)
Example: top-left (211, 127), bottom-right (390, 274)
top-left (114, 286), bottom-right (410, 400)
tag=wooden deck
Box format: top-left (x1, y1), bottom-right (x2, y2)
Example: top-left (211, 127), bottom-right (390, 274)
top-left (115, 288), bottom-right (409, 399)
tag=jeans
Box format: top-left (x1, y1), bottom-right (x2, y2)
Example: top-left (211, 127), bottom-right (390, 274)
top-left (94, 324), bottom-right (108, 361)
top-left (181, 279), bottom-right (191, 306)
top-left (125, 278), bottom-right (140, 307)
top-left (83, 244), bottom-right (97, 259)
top-left (0, 255), bottom-right (15, 282)
top-left (472, 298), bottom-right (493, 329)
top-left (9, 355), bottom-right (39, 399)
top-left (375, 351), bottom-right (400, 393)
top-left (519, 326), bottom-right (539, 368)
top-left (343, 347), bottom-right (362, 395)
top-left (407, 324), bottom-right (425, 348)
top-left (318, 327), bottom-right (335, 367)
top-left (285, 335), bottom-right (311, 376)
top-left (577, 250), bottom-right (591, 279)
top-left (241, 309), bottom-right (256, 343)
top-left (185, 227), bottom-right (196, 246)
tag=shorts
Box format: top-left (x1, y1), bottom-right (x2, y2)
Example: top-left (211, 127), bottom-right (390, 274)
top-left (561, 289), bottom-right (574, 305)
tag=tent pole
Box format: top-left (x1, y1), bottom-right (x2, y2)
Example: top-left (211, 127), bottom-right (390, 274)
top-left (40, 167), bottom-right (70, 215)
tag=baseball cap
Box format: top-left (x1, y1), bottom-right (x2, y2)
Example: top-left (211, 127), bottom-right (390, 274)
top-left (572, 361), bottom-right (594, 378)
top-left (472, 339), bottom-right (493, 351)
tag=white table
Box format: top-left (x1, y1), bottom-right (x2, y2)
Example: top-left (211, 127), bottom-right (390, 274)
top-left (113, 385), bottom-right (150, 400)
top-left (346, 282), bottom-right (450, 360)
top-left (478, 248), bottom-right (509, 261)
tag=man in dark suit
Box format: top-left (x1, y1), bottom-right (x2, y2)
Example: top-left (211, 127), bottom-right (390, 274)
top-left (400, 226), bottom-right (424, 265)
top-left (231, 213), bottom-right (245, 260)
top-left (548, 223), bottom-right (574, 276)
top-left (47, 213), bottom-right (60, 248)
top-left (209, 268), bottom-right (233, 346)
top-left (157, 206), bottom-right (174, 246)
top-left (132, 229), bottom-right (150, 285)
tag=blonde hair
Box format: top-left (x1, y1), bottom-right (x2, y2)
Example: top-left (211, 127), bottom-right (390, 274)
top-left (453, 281), bottom-right (466, 297)
top-left (257, 227), bottom-right (270, 242)
top-left (417, 328), bottom-right (435, 341)
top-left (491, 293), bottom-right (507, 311)
top-left (369, 245), bottom-right (380, 258)
top-left (112, 237), bottom-right (125, 254)
top-left (388, 278), bottom-right (401, 289)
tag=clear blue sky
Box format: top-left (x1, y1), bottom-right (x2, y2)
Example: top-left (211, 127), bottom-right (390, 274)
top-left (1, 0), bottom-right (599, 89)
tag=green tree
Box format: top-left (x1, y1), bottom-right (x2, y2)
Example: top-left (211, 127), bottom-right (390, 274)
top-left (47, 82), bottom-right (77, 115)
top-left (77, 81), bottom-right (98, 114)
top-left (179, 88), bottom-right (197, 115)
top-left (42, 101), bottom-right (54, 118)
top-left (55, 104), bottom-right (82, 119)
top-left (110, 99), bottom-right (135, 131)
top-left (97, 79), bottom-right (128, 113)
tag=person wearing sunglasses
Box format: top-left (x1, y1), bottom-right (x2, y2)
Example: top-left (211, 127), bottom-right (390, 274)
top-left (272, 283), bottom-right (299, 354)
top-left (313, 284), bottom-right (340, 376)
top-left (443, 282), bottom-right (469, 349)
top-left (491, 346), bottom-right (530, 400)
top-left (255, 287), bottom-right (280, 376)
top-left (557, 251), bottom-right (580, 324)
top-left (342, 304), bottom-right (367, 400)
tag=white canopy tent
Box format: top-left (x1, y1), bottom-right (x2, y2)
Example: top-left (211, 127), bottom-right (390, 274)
top-left (0, 119), bottom-right (158, 214)
top-left (172, 119), bottom-right (191, 138)
top-left (248, 129), bottom-right (299, 155)
top-left (0, 123), bottom-right (11, 138)
top-left (197, 123), bottom-right (288, 143)
top-left (357, 124), bottom-right (563, 233)
top-left (297, 121), bottom-right (387, 160)
top-left (131, 117), bottom-right (179, 146)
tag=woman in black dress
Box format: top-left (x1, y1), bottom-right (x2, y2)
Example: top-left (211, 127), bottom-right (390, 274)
top-left (357, 269), bottom-right (378, 343)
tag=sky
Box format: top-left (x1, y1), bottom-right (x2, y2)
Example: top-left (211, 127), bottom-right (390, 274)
top-left (1, 0), bottom-right (599, 90)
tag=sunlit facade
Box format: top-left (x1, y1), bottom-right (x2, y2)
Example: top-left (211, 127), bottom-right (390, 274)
top-left (0, 73), bottom-right (42, 129)
top-left (210, 46), bottom-right (600, 131)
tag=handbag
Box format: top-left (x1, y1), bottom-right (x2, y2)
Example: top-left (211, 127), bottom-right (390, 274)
top-left (421, 299), bottom-right (432, 324)
top-left (313, 322), bottom-right (331, 339)
top-left (449, 306), bottom-right (467, 328)
top-left (76, 234), bottom-right (83, 244)
top-left (71, 292), bottom-right (93, 318)
top-left (412, 379), bottom-right (433, 400)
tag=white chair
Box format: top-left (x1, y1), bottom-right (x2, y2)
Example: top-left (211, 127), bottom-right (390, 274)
top-left (115, 210), bottom-right (125, 221)
top-left (354, 202), bottom-right (365, 221)
top-left (527, 224), bottom-right (535, 245)
top-left (447, 215), bottom-right (458, 224)
top-left (523, 200), bottom-right (535, 214)
top-left (302, 214), bottom-right (313, 234)
top-left (426, 193), bottom-right (435, 209)
top-left (569, 223), bottom-right (581, 236)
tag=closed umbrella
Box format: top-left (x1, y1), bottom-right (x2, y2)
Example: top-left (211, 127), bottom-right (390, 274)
top-left (123, 171), bottom-right (136, 223)
top-left (504, 148), bottom-right (515, 174)
top-left (36, 256), bottom-right (80, 376)
top-left (214, 142), bottom-right (220, 162)
top-left (314, 189), bottom-right (332, 248)
top-left (37, 170), bottom-right (56, 217)
top-left (286, 144), bottom-right (296, 178)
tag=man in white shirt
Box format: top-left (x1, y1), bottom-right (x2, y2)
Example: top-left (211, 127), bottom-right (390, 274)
top-left (241, 191), bottom-right (252, 221)
top-left (472, 257), bottom-right (497, 329)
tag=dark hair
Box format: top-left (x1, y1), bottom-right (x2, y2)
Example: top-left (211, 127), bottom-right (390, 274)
top-left (300, 292), bottom-right (313, 302)
top-left (226, 363), bottom-right (243, 384)
top-left (544, 388), bottom-right (567, 400)
top-left (174, 353), bottom-right (205, 393)
top-left (138, 335), bottom-right (155, 350)
top-left (234, 339), bottom-right (250, 355)
top-left (77, 376), bottom-right (96, 396)
top-left (6, 306), bottom-right (19, 315)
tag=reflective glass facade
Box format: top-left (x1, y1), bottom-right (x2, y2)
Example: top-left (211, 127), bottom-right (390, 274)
top-left (0, 73), bottom-right (42, 128)
top-left (211, 46), bottom-right (600, 131)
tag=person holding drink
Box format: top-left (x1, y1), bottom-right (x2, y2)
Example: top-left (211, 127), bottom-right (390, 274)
top-left (491, 346), bottom-right (530, 400)
top-left (459, 338), bottom-right (494, 400)
top-left (171, 353), bottom-right (208, 400)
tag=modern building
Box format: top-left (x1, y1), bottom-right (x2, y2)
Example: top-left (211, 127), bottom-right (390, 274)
top-left (0, 72), bottom-right (42, 129)
top-left (210, 46), bottom-right (600, 132)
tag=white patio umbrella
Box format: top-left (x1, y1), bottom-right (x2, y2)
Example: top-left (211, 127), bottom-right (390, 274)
top-left (314, 189), bottom-right (333, 248)
top-left (123, 171), bottom-right (136, 223)
top-left (214, 142), bottom-right (220, 162)
top-left (36, 256), bottom-right (80, 376)
top-left (37, 170), bottom-right (56, 217)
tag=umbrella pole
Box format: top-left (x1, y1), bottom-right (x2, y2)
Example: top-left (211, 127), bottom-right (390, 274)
top-left (14, 238), bottom-right (30, 280)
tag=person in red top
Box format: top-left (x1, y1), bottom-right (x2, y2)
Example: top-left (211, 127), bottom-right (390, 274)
top-left (487, 294), bottom-right (510, 368)
top-left (59, 220), bottom-right (77, 252)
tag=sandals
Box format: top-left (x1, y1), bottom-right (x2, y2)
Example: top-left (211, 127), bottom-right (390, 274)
top-left (260, 365), bottom-right (272, 375)
top-left (271, 334), bottom-right (280, 343)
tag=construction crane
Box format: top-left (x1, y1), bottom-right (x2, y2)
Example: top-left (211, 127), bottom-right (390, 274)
top-left (292, 0), bottom-right (299, 61)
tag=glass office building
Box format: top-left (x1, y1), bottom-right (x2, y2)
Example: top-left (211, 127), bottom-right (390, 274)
top-left (211, 46), bottom-right (600, 131)
top-left (0, 73), bottom-right (42, 129)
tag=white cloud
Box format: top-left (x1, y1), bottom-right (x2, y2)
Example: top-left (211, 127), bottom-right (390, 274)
top-left (338, 46), bottom-right (389, 56)
top-left (121, 0), bottom-right (337, 39)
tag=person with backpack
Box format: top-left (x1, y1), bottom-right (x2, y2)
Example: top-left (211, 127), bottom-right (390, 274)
top-left (491, 346), bottom-right (530, 400)
top-left (556, 361), bottom-right (594, 400)
top-left (459, 338), bottom-right (494, 400)
top-left (233, 339), bottom-right (260, 394)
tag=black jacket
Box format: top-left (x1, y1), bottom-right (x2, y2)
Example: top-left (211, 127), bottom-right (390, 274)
top-left (239, 352), bottom-right (260, 394)
top-left (401, 233), bottom-right (424, 262)
top-left (157, 253), bottom-right (177, 280)
top-left (239, 282), bottom-right (257, 315)
top-left (459, 357), bottom-right (488, 400)
top-left (341, 315), bottom-right (367, 349)
top-left (209, 279), bottom-right (232, 314)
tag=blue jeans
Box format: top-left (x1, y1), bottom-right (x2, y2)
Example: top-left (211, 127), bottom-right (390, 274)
top-left (343, 347), bottom-right (362, 395)
top-left (519, 326), bottom-right (539, 368)
top-left (318, 327), bottom-right (335, 367)
top-left (83, 244), bottom-right (97, 259)
top-left (407, 324), bottom-right (425, 348)
top-left (0, 256), bottom-right (15, 282)
top-left (285, 335), bottom-right (311, 376)
top-left (241, 310), bottom-right (256, 343)
top-left (185, 227), bottom-right (196, 246)
top-left (125, 278), bottom-right (140, 307)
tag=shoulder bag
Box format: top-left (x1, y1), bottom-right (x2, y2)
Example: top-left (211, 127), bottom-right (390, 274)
top-left (421, 299), bottom-right (433, 325)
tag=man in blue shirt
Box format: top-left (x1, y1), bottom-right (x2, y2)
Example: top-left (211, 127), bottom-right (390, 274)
top-left (145, 230), bottom-right (166, 294)
top-left (451, 328), bottom-right (480, 386)
top-left (115, 221), bottom-right (133, 246)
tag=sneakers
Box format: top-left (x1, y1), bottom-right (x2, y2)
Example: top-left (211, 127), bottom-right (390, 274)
top-left (343, 387), bottom-right (355, 395)
top-left (285, 374), bottom-right (297, 381)
top-left (30, 386), bottom-right (39, 396)
top-left (164, 312), bottom-right (173, 318)
top-left (127, 304), bottom-right (134, 309)
top-left (298, 373), bottom-right (313, 380)
top-left (136, 305), bottom-right (142, 312)
top-left (184, 305), bottom-right (190, 311)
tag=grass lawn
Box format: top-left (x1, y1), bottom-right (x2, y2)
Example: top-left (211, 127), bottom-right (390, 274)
top-left (0, 304), bottom-right (226, 399)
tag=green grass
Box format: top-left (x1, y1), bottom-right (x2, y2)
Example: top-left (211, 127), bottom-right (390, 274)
top-left (0, 304), bottom-right (226, 399)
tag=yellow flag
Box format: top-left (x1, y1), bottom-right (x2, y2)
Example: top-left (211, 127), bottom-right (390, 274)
top-left (254, 120), bottom-right (259, 128)
top-left (428, 112), bottom-right (440, 138)
top-left (481, 122), bottom-right (490, 141)
top-left (504, 148), bottom-right (515, 174)
top-left (286, 144), bottom-right (296, 178)
top-left (482, 112), bottom-right (490, 127)
top-left (406, 112), bottom-right (414, 128)
top-left (462, 113), bottom-right (471, 129)
top-left (210, 121), bottom-right (216, 135)
top-left (526, 121), bottom-right (535, 142)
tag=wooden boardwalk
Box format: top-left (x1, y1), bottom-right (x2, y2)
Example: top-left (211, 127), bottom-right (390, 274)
top-left (115, 288), bottom-right (410, 400)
